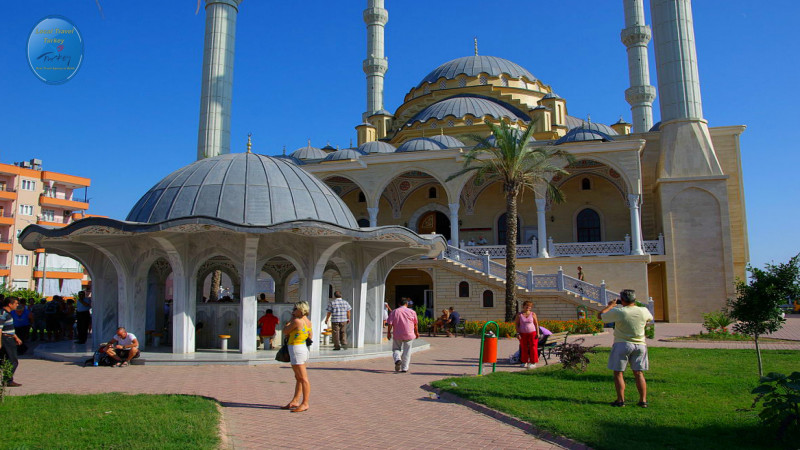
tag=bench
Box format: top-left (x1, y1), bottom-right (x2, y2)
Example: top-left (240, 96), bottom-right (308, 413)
top-left (452, 318), bottom-right (467, 337)
top-left (538, 331), bottom-right (569, 365)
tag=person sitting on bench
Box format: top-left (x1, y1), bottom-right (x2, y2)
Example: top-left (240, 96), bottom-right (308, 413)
top-left (446, 307), bottom-right (460, 337)
top-left (105, 327), bottom-right (140, 367)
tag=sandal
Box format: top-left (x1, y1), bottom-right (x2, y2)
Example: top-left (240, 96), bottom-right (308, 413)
top-left (114, 362), bottom-right (123, 367)
top-left (120, 362), bottom-right (129, 367)
top-left (637, 401), bottom-right (648, 408)
top-left (610, 400), bottom-right (625, 407)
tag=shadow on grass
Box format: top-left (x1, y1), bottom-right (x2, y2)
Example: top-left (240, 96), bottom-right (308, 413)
top-left (218, 401), bottom-right (283, 410)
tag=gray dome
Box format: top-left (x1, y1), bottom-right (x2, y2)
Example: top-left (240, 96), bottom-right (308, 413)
top-left (565, 117), bottom-right (618, 136)
top-left (357, 141), bottom-right (396, 154)
top-left (396, 137), bottom-right (447, 152)
top-left (418, 55), bottom-right (536, 86)
top-left (649, 121), bottom-right (661, 132)
top-left (323, 149), bottom-right (362, 162)
top-left (555, 127), bottom-right (614, 145)
top-left (126, 152), bottom-right (358, 228)
top-left (407, 95), bottom-right (527, 125)
top-left (428, 134), bottom-right (465, 148)
top-left (290, 143), bottom-right (327, 160)
top-left (486, 128), bottom-right (534, 146)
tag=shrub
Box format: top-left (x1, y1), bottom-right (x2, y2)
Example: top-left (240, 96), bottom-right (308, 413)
top-left (554, 337), bottom-right (598, 372)
top-left (751, 372), bottom-right (800, 441)
top-left (459, 318), bottom-right (603, 337)
top-left (417, 317), bottom-right (434, 333)
top-left (702, 310), bottom-right (734, 334)
top-left (645, 322), bottom-right (655, 339)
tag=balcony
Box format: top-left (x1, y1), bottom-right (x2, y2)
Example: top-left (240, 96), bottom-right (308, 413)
top-left (37, 215), bottom-right (71, 227)
top-left (461, 234), bottom-right (665, 258)
top-left (0, 265), bottom-right (9, 276)
top-left (40, 171), bottom-right (90, 188)
top-left (34, 265), bottom-right (85, 279)
top-left (0, 239), bottom-right (12, 252)
top-left (0, 212), bottom-right (14, 226)
top-left (39, 193), bottom-right (89, 211)
top-left (0, 186), bottom-right (16, 201)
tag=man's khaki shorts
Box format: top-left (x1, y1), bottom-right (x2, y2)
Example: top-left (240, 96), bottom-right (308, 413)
top-left (607, 342), bottom-right (649, 371)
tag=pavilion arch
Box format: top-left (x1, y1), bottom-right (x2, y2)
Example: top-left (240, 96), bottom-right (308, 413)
top-left (145, 257), bottom-right (173, 347)
top-left (322, 174), bottom-right (372, 205)
top-left (557, 157), bottom-right (636, 196)
top-left (371, 166), bottom-right (456, 205)
top-left (196, 256), bottom-right (241, 302)
top-left (407, 203), bottom-right (451, 234)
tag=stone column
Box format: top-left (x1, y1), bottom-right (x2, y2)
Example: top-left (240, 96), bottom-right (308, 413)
top-left (362, 0), bottom-right (388, 120)
top-left (239, 237), bottom-right (259, 353)
top-left (367, 206), bottom-right (379, 227)
top-left (448, 202), bottom-right (459, 246)
top-left (535, 198), bottom-right (549, 258)
top-left (622, 0), bottom-right (656, 133)
top-left (197, 0), bottom-right (242, 160)
top-left (628, 194), bottom-right (645, 255)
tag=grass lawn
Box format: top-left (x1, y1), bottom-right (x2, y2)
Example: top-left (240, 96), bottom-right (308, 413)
top-left (1, 393), bottom-right (220, 449)
top-left (432, 348), bottom-right (797, 450)
top-left (667, 333), bottom-right (788, 342)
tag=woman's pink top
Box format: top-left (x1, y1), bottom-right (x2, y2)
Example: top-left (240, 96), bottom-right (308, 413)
top-left (518, 312), bottom-right (536, 334)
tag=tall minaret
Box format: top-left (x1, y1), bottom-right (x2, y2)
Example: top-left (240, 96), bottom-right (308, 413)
top-left (621, 0), bottom-right (656, 133)
top-left (650, 0), bottom-right (722, 177)
top-left (362, 0), bottom-right (388, 121)
top-left (197, 0), bottom-right (242, 160)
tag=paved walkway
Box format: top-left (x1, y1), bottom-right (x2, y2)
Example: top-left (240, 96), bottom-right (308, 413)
top-left (9, 316), bottom-right (800, 449)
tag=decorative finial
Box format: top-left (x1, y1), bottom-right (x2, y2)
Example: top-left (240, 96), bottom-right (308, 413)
top-left (350, 138), bottom-right (353, 148)
top-left (440, 128), bottom-right (444, 136)
top-left (422, 128), bottom-right (425, 138)
top-left (336, 145), bottom-right (340, 151)
top-left (307, 139), bottom-right (311, 147)
top-left (282, 145), bottom-right (286, 156)
top-left (474, 37), bottom-right (478, 56)
top-left (587, 114), bottom-right (592, 125)
top-left (246, 133), bottom-right (252, 153)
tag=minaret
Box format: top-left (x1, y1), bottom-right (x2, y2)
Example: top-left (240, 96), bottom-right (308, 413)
top-left (621, 0), bottom-right (656, 133)
top-left (362, 0), bottom-right (388, 121)
top-left (197, 0), bottom-right (242, 160)
top-left (650, 0), bottom-right (722, 177)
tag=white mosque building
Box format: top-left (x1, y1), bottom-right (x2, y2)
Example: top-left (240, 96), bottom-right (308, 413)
top-left (21, 0), bottom-right (748, 355)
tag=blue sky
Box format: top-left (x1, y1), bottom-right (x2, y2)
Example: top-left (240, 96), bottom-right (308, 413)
top-left (1, 1), bottom-right (797, 269)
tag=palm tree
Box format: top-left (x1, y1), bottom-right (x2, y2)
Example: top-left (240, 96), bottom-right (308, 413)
top-left (447, 120), bottom-right (574, 322)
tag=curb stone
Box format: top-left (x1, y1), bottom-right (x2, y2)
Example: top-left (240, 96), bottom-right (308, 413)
top-left (421, 384), bottom-right (593, 450)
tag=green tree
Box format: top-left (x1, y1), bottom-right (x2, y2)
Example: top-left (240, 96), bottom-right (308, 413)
top-left (728, 255), bottom-right (800, 377)
top-left (447, 120), bottom-right (574, 321)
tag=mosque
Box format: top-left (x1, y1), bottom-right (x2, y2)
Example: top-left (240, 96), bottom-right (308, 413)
top-left (21, 0), bottom-right (748, 356)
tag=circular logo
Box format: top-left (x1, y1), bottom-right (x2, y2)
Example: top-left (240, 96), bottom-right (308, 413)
top-left (27, 16), bottom-right (84, 84)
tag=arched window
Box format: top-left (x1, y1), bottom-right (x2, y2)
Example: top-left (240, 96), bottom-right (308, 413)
top-left (482, 290), bottom-right (494, 308)
top-left (458, 281), bottom-right (469, 297)
top-left (576, 208), bottom-right (601, 242)
top-left (358, 192), bottom-right (366, 203)
top-left (328, 285), bottom-right (334, 298)
top-left (428, 187), bottom-right (438, 199)
top-left (357, 218), bottom-right (369, 227)
top-left (581, 178), bottom-right (591, 190)
top-left (497, 213), bottom-right (521, 245)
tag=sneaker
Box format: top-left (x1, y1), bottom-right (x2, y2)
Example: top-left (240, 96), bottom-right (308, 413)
top-left (529, 363), bottom-right (536, 368)
top-left (520, 363), bottom-right (527, 368)
top-left (400, 370), bottom-right (408, 373)
top-left (395, 360), bottom-right (402, 372)
top-left (7, 381), bottom-right (22, 387)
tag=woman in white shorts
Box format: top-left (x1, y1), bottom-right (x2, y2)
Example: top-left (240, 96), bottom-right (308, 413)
top-left (281, 301), bottom-right (312, 412)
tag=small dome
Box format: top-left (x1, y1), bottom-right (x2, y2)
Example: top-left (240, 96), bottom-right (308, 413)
top-left (542, 92), bottom-right (561, 99)
top-left (273, 154), bottom-right (304, 165)
top-left (323, 149), bottom-right (362, 162)
top-left (396, 137), bottom-right (448, 152)
top-left (290, 143), bottom-right (326, 160)
top-left (127, 152), bottom-right (358, 228)
top-left (407, 95), bottom-right (527, 126)
top-left (368, 109), bottom-right (393, 117)
top-left (555, 127), bottom-right (614, 145)
top-left (357, 141), bottom-right (396, 154)
top-left (418, 55), bottom-right (536, 86)
top-left (321, 143), bottom-right (337, 152)
top-left (565, 117), bottom-right (618, 136)
top-left (486, 129), bottom-right (534, 146)
top-left (428, 134), bottom-right (465, 148)
top-left (649, 121), bottom-right (661, 132)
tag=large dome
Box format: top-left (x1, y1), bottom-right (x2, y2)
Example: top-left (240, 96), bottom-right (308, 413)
top-left (407, 95), bottom-right (527, 125)
top-left (418, 55), bottom-right (536, 86)
top-left (126, 152), bottom-right (358, 228)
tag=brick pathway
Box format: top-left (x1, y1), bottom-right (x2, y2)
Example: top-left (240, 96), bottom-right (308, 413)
top-left (9, 316), bottom-right (799, 449)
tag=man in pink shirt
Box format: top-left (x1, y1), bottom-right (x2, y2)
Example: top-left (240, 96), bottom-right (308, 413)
top-left (386, 298), bottom-right (419, 373)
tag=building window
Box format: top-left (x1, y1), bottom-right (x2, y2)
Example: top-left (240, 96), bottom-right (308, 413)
top-left (497, 213), bottom-right (521, 245)
top-left (21, 180), bottom-right (36, 191)
top-left (581, 178), bottom-right (591, 190)
top-left (14, 254), bottom-right (29, 266)
top-left (458, 77), bottom-right (466, 88)
top-left (423, 85), bottom-right (430, 95)
top-left (19, 204), bottom-right (34, 216)
top-left (428, 187), bottom-right (437, 199)
top-left (577, 208), bottom-right (601, 242)
top-left (479, 75), bottom-right (488, 85)
top-left (357, 218), bottom-right (369, 227)
top-left (439, 80), bottom-right (447, 89)
top-left (41, 209), bottom-right (55, 222)
top-left (447, 120), bottom-right (455, 128)
top-left (482, 290), bottom-right (494, 308)
top-left (465, 118), bottom-right (473, 126)
top-left (358, 192), bottom-right (366, 203)
top-left (11, 279), bottom-right (28, 290)
top-left (501, 76), bottom-right (509, 87)
top-left (329, 284), bottom-right (334, 299)
top-left (522, 80), bottom-right (528, 89)
top-left (458, 281), bottom-right (469, 298)
top-left (430, 121), bottom-right (438, 129)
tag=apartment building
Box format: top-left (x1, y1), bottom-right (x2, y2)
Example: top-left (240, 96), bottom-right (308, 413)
top-left (0, 158), bottom-right (91, 294)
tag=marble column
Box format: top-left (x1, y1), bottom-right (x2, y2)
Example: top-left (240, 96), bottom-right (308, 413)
top-left (239, 237), bottom-right (259, 353)
top-left (448, 202), bottom-right (459, 246)
top-left (367, 206), bottom-right (379, 227)
top-left (535, 198), bottom-right (550, 258)
top-left (628, 194), bottom-right (645, 255)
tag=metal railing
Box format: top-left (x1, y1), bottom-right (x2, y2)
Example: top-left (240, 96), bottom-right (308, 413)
top-left (463, 234), bottom-right (666, 258)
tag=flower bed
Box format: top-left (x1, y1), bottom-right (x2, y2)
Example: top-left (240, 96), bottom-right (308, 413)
top-left (461, 318), bottom-right (603, 337)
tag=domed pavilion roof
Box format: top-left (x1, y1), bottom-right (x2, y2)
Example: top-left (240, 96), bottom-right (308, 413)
top-left (396, 137), bottom-right (449, 152)
top-left (555, 127), bottom-right (615, 145)
top-left (322, 149), bottom-right (362, 162)
top-left (418, 55), bottom-right (536, 86)
top-left (406, 95), bottom-right (528, 126)
top-left (357, 141), bottom-right (396, 154)
top-left (126, 152), bottom-right (358, 228)
top-left (290, 142), bottom-right (327, 160)
top-left (428, 134), bottom-right (465, 148)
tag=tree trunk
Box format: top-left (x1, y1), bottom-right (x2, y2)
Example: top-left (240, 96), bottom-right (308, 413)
top-left (504, 186), bottom-right (519, 322)
top-left (755, 334), bottom-right (763, 378)
top-left (210, 270), bottom-right (221, 301)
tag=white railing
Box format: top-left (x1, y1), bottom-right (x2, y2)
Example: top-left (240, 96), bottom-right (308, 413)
top-left (465, 234), bottom-right (666, 258)
top-left (442, 245), bottom-right (619, 305)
